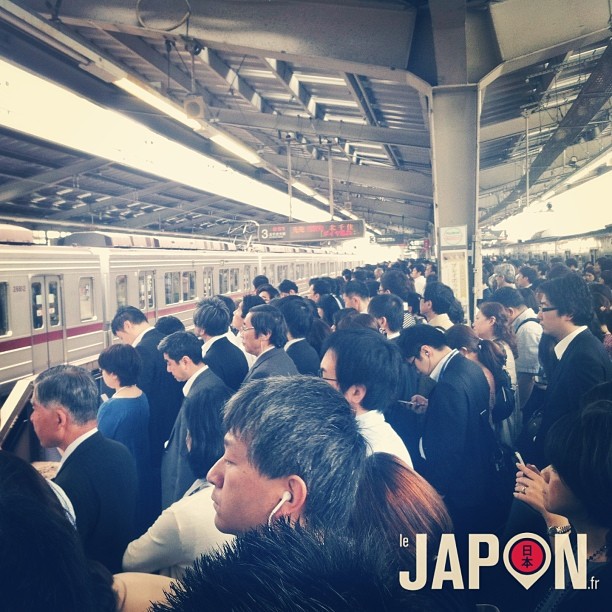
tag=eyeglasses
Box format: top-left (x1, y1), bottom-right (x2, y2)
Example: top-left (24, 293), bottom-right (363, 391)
top-left (538, 305), bottom-right (558, 313)
top-left (241, 325), bottom-right (255, 333)
top-left (317, 368), bottom-right (337, 382)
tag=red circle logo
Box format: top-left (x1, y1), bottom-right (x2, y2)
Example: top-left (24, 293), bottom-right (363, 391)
top-left (508, 538), bottom-right (546, 575)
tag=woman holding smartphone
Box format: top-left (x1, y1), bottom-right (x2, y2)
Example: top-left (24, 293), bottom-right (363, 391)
top-left (514, 400), bottom-right (612, 610)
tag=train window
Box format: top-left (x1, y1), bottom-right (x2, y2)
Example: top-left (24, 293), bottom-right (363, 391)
top-left (219, 269), bottom-right (229, 294)
top-left (79, 277), bottom-right (94, 321)
top-left (138, 271), bottom-right (155, 310)
top-left (202, 268), bottom-right (214, 297)
top-left (277, 265), bottom-right (288, 283)
top-left (116, 275), bottom-right (128, 308)
top-left (243, 266), bottom-right (252, 293)
top-left (182, 271), bottom-right (196, 301)
top-left (230, 268), bottom-right (239, 293)
top-left (31, 282), bottom-right (44, 329)
top-left (48, 280), bottom-right (61, 327)
top-left (0, 283), bottom-right (8, 335)
top-left (165, 272), bottom-right (180, 305)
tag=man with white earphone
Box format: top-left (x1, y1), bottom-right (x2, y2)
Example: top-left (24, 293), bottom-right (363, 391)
top-left (206, 376), bottom-right (368, 535)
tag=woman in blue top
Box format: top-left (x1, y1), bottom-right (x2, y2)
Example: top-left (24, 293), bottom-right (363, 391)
top-left (98, 343), bottom-right (154, 535)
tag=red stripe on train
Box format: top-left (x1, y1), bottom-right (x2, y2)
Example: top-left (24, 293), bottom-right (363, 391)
top-left (0, 322), bottom-right (104, 352)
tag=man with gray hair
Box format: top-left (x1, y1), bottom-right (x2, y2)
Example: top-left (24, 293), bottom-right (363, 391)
top-left (30, 365), bottom-right (137, 573)
top-left (494, 263), bottom-right (516, 289)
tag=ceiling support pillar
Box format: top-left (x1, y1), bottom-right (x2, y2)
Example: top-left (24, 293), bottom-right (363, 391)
top-left (429, 85), bottom-right (481, 320)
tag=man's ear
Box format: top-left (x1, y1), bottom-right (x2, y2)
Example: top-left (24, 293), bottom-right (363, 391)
top-left (283, 475), bottom-right (308, 520)
top-left (55, 406), bottom-right (70, 431)
top-left (345, 383), bottom-right (367, 408)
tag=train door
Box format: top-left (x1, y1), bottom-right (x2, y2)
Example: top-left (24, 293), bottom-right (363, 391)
top-left (30, 275), bottom-right (65, 373)
top-left (138, 271), bottom-right (156, 318)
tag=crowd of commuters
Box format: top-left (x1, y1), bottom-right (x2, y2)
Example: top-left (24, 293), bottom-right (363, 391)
top-left (2, 255), bottom-right (612, 611)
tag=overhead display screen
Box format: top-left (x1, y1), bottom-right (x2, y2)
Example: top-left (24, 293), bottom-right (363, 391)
top-left (258, 220), bottom-right (365, 242)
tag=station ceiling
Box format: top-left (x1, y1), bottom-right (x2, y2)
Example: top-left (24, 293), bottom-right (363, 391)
top-left (0, 0), bottom-right (610, 244)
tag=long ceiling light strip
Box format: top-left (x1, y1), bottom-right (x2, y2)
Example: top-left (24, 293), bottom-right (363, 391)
top-left (0, 58), bottom-right (327, 223)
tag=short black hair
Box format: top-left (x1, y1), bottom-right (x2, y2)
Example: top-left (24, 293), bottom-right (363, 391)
top-left (380, 269), bottom-right (411, 300)
top-left (278, 279), bottom-right (299, 294)
top-left (256, 284), bottom-right (280, 300)
top-left (490, 286), bottom-right (526, 309)
top-left (539, 273), bottom-right (593, 326)
top-left (276, 296), bottom-right (313, 338)
top-left (310, 278), bottom-right (332, 296)
top-left (343, 280), bottom-right (369, 300)
top-left (518, 266), bottom-right (538, 284)
top-left (249, 304), bottom-right (288, 347)
top-left (252, 275), bottom-right (269, 289)
top-left (193, 297), bottom-right (230, 336)
top-left (158, 331), bottom-right (203, 364)
top-left (368, 294), bottom-right (404, 333)
top-left (239, 294), bottom-right (265, 318)
top-left (214, 294), bottom-right (236, 316)
top-left (155, 315), bottom-right (185, 336)
top-left (322, 329), bottom-right (402, 411)
top-left (98, 343), bottom-right (141, 386)
top-left (111, 305), bottom-right (147, 335)
top-left (422, 282), bottom-right (454, 314)
top-left (396, 326), bottom-right (447, 360)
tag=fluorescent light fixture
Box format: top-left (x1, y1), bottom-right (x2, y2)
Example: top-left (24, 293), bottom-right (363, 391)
top-left (292, 180), bottom-right (317, 197)
top-left (314, 194), bottom-right (329, 205)
top-left (0, 58), bottom-right (327, 223)
top-left (114, 77), bottom-right (201, 130)
top-left (209, 133), bottom-right (262, 166)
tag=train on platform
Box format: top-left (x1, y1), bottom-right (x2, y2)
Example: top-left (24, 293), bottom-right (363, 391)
top-left (482, 226), bottom-right (612, 263)
top-left (0, 224), bottom-right (361, 397)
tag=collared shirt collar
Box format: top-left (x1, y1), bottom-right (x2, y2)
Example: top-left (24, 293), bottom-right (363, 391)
top-left (202, 334), bottom-right (224, 357)
top-left (132, 325), bottom-right (153, 348)
top-left (554, 326), bottom-right (588, 360)
top-left (386, 331), bottom-right (400, 340)
top-left (57, 427), bottom-right (98, 473)
top-left (285, 337), bottom-right (304, 350)
top-left (429, 349), bottom-right (458, 382)
top-left (182, 364), bottom-right (208, 396)
top-left (355, 409), bottom-right (384, 426)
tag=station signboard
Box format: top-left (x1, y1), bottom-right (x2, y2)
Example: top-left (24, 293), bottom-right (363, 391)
top-left (258, 220), bottom-right (365, 242)
top-left (374, 234), bottom-right (410, 245)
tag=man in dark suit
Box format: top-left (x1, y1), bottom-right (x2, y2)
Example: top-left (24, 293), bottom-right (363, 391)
top-left (241, 305), bottom-right (298, 384)
top-left (30, 365), bottom-right (137, 573)
top-left (194, 297), bottom-right (248, 391)
top-left (276, 296), bottom-right (320, 376)
top-left (158, 331), bottom-right (232, 509)
top-left (532, 273), bottom-right (612, 466)
top-left (111, 307), bottom-right (183, 490)
top-left (400, 326), bottom-right (498, 540)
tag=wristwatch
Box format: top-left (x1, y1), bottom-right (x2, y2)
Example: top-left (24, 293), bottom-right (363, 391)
top-left (547, 524), bottom-right (572, 536)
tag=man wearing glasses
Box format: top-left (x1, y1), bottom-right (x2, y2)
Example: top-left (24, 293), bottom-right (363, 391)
top-left (531, 273), bottom-right (612, 467)
top-left (240, 304), bottom-right (298, 384)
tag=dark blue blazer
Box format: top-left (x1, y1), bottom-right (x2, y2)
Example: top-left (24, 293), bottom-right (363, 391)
top-left (242, 347), bottom-right (299, 384)
top-left (533, 329), bottom-right (612, 466)
top-left (286, 339), bottom-right (320, 376)
top-left (202, 336), bottom-right (248, 391)
top-left (135, 327), bottom-right (184, 464)
top-left (54, 432), bottom-right (137, 573)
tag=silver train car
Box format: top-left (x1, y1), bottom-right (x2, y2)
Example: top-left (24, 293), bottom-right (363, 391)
top-left (0, 225), bottom-right (360, 395)
top-left (483, 227), bottom-right (612, 262)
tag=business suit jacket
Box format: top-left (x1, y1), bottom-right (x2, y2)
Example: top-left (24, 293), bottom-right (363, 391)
top-left (420, 353), bottom-right (492, 523)
top-left (161, 368), bottom-right (232, 509)
top-left (533, 329), bottom-right (612, 466)
top-left (54, 432), bottom-right (137, 573)
top-left (242, 347), bottom-right (299, 384)
top-left (135, 327), bottom-right (184, 464)
top-left (286, 339), bottom-right (320, 376)
top-left (203, 336), bottom-right (248, 391)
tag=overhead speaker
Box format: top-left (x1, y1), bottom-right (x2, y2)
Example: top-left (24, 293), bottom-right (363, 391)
top-left (184, 95), bottom-right (206, 119)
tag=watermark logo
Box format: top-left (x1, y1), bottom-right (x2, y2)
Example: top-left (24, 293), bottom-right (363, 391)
top-left (504, 534), bottom-right (550, 589)
top-left (399, 532), bottom-right (593, 591)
